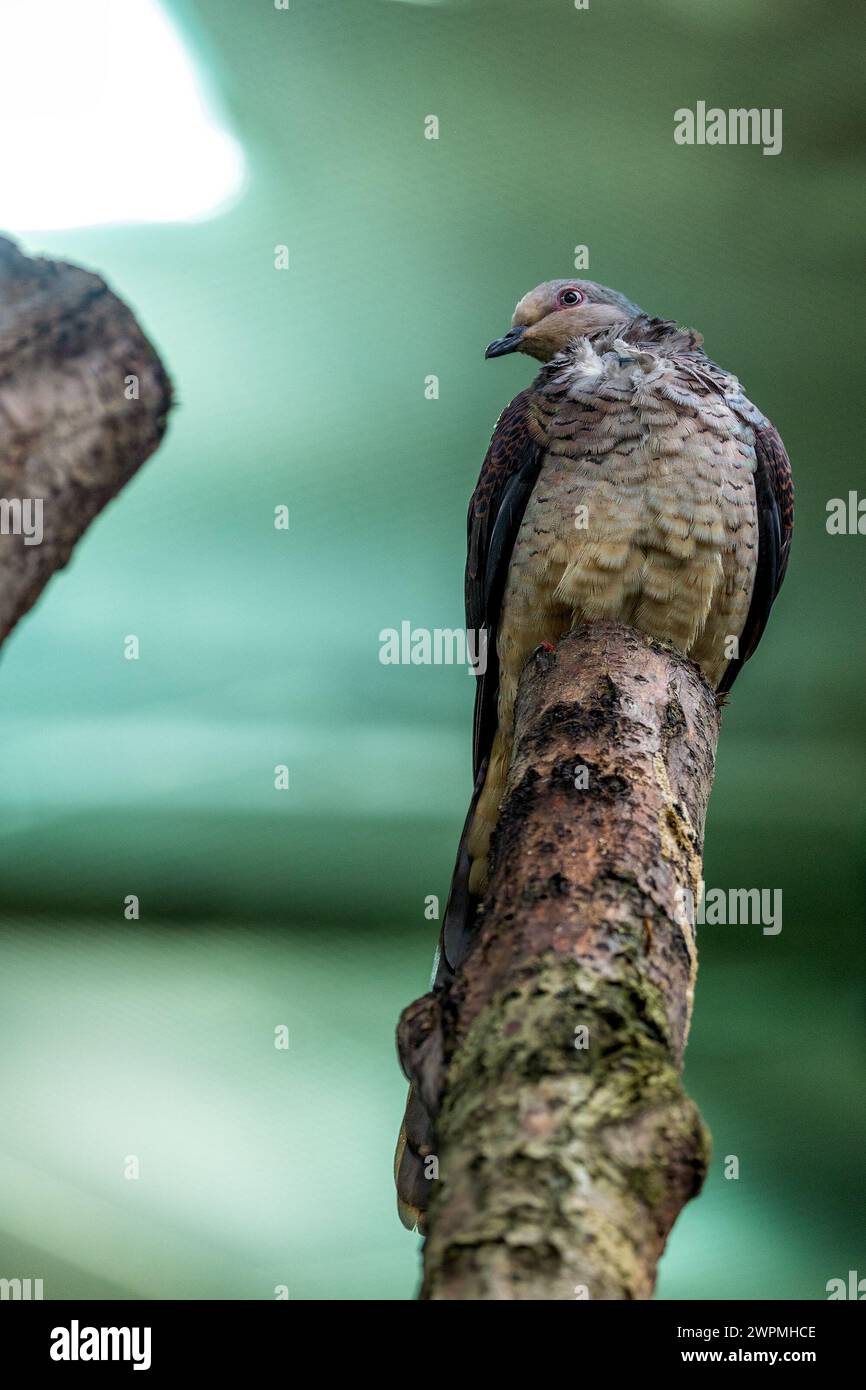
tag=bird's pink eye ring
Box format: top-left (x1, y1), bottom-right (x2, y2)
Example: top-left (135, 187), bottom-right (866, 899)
top-left (558, 287), bottom-right (585, 307)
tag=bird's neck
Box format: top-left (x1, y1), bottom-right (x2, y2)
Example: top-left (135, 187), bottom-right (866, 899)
top-left (534, 314), bottom-right (706, 388)
top-left (605, 313), bottom-right (705, 355)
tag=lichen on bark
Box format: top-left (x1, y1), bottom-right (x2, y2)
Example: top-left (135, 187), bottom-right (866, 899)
top-left (400, 621), bottom-right (720, 1300)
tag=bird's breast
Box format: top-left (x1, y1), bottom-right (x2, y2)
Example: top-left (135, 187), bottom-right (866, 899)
top-left (503, 365), bottom-right (759, 686)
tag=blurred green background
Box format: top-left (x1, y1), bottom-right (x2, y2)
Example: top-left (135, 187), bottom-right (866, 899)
top-left (0, 0), bottom-right (864, 1300)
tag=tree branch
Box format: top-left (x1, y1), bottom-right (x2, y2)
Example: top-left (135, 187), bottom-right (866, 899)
top-left (0, 235), bottom-right (171, 645)
top-left (399, 621), bottom-right (718, 1300)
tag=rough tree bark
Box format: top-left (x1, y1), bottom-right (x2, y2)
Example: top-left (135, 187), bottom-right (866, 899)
top-left (398, 621), bottom-right (719, 1300)
top-left (0, 235), bottom-right (171, 643)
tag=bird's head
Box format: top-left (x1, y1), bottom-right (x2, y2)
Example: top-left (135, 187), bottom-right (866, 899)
top-left (485, 279), bottom-right (642, 363)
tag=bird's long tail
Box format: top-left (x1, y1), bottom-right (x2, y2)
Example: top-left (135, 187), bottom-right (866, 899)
top-left (394, 762), bottom-right (486, 1231)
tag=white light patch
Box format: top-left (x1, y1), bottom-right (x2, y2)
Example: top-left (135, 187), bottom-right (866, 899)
top-left (0, 0), bottom-right (245, 231)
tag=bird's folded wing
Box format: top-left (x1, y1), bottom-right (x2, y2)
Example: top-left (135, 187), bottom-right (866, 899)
top-left (717, 412), bottom-right (793, 692)
top-left (466, 388), bottom-right (546, 780)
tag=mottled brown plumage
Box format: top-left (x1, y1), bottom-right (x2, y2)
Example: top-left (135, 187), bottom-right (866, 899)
top-left (396, 278), bottom-right (793, 1232)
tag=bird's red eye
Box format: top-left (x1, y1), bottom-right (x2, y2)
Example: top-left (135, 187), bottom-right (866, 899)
top-left (558, 287), bottom-right (585, 307)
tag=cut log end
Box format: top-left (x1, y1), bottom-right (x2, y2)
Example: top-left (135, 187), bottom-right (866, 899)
top-left (0, 234), bottom-right (172, 644)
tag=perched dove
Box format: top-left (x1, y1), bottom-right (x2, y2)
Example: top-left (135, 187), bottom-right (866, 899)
top-left (396, 279), bottom-right (793, 1231)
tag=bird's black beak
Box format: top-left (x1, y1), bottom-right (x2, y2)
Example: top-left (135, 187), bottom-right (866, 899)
top-left (485, 325), bottom-right (526, 359)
